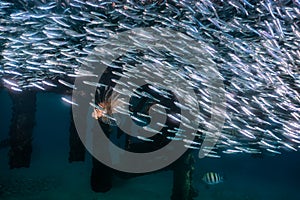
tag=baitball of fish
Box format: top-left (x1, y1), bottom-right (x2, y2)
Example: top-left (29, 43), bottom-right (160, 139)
top-left (0, 0), bottom-right (299, 157)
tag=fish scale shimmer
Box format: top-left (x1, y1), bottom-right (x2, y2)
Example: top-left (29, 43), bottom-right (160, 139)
top-left (0, 0), bottom-right (299, 156)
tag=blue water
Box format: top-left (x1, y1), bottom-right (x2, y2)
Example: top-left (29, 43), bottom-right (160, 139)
top-left (0, 90), bottom-right (11, 142)
top-left (0, 89), bottom-right (299, 200)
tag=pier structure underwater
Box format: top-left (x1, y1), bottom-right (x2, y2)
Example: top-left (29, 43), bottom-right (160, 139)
top-left (0, 81), bottom-right (197, 200)
top-left (0, 0), bottom-right (300, 199)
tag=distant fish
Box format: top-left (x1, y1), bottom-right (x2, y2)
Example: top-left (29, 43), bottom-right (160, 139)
top-left (202, 172), bottom-right (223, 185)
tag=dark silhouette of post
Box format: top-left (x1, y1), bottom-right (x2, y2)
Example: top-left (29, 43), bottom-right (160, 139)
top-left (171, 151), bottom-right (197, 200)
top-left (68, 108), bottom-right (86, 162)
top-left (8, 91), bottom-right (36, 169)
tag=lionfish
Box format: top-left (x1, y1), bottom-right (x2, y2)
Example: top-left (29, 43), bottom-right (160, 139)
top-left (92, 88), bottom-right (125, 125)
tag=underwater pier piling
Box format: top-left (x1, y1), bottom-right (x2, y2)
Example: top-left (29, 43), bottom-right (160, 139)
top-left (8, 91), bottom-right (36, 169)
top-left (68, 109), bottom-right (86, 162)
top-left (90, 122), bottom-right (113, 193)
top-left (68, 87), bottom-right (91, 163)
top-left (3, 80), bottom-right (90, 166)
top-left (171, 151), bottom-right (196, 200)
top-left (88, 120), bottom-right (197, 199)
top-left (2, 82), bottom-right (198, 199)
top-left (91, 157), bottom-right (113, 193)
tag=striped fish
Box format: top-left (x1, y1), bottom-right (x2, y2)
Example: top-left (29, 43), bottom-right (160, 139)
top-left (202, 172), bottom-right (223, 185)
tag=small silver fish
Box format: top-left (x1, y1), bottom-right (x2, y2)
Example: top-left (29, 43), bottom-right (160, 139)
top-left (0, 0), bottom-right (300, 158)
top-left (62, 97), bottom-right (78, 106)
top-left (58, 79), bottom-right (76, 90)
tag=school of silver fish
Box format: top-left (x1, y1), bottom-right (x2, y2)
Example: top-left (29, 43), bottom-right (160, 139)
top-left (0, 0), bottom-right (299, 157)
